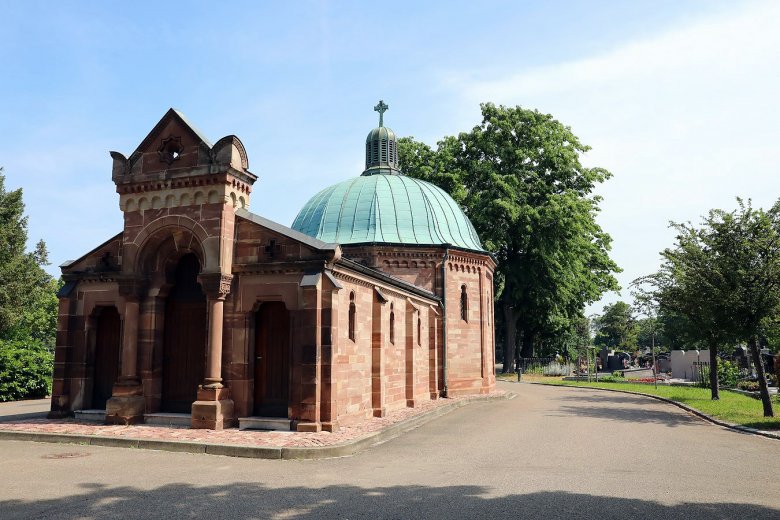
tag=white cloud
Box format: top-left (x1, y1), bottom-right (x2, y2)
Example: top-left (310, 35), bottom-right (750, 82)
top-left (445, 0), bottom-right (780, 315)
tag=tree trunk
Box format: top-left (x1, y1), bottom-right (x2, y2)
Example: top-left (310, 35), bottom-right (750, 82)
top-left (502, 300), bottom-right (516, 374)
top-left (708, 345), bottom-right (719, 400)
top-left (748, 336), bottom-right (774, 417)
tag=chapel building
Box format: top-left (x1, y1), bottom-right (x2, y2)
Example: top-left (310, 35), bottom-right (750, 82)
top-left (49, 103), bottom-right (496, 431)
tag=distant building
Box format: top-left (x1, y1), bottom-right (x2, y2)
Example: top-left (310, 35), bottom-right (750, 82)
top-left (50, 103), bottom-right (495, 431)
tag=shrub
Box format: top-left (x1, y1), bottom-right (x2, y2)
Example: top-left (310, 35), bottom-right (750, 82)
top-left (0, 339), bottom-right (53, 402)
top-left (737, 380), bottom-right (760, 392)
top-left (612, 371), bottom-right (624, 378)
top-left (593, 375), bottom-right (622, 383)
top-left (696, 359), bottom-right (741, 389)
top-left (718, 360), bottom-right (740, 388)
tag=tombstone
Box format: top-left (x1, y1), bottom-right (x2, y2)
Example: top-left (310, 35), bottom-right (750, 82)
top-left (607, 352), bottom-right (623, 371)
top-left (733, 346), bottom-right (749, 369)
top-left (598, 348), bottom-right (610, 372)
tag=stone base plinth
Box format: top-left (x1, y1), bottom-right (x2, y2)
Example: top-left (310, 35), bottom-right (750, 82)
top-left (372, 407), bottom-right (387, 418)
top-left (105, 395), bottom-right (146, 425)
top-left (295, 421), bottom-right (322, 432)
top-left (191, 386), bottom-right (235, 430)
top-left (321, 421), bottom-right (340, 432)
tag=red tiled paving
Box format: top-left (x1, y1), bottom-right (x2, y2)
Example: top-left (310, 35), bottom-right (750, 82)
top-left (0, 392), bottom-right (505, 448)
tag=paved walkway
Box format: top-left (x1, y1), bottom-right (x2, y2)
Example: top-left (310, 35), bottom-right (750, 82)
top-left (1, 382), bottom-right (778, 519)
top-left (0, 392), bottom-right (504, 449)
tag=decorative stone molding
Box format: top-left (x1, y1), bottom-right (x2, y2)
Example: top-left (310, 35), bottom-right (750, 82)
top-left (199, 272), bottom-right (233, 299)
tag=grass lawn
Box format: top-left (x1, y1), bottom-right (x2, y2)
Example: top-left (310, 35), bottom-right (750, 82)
top-left (515, 376), bottom-right (780, 431)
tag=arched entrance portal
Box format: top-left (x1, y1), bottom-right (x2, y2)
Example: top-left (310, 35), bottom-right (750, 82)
top-left (161, 253), bottom-right (207, 413)
top-left (254, 302), bottom-right (291, 417)
top-left (92, 306), bottom-right (121, 409)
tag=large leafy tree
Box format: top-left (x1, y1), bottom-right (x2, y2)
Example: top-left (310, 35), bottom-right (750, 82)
top-left (399, 104), bottom-right (620, 371)
top-left (637, 217), bottom-right (733, 400)
top-left (593, 301), bottom-right (638, 352)
top-left (709, 200), bottom-right (779, 416)
top-left (641, 200), bottom-right (778, 414)
top-left (0, 168), bottom-right (56, 401)
top-left (0, 168), bottom-right (53, 337)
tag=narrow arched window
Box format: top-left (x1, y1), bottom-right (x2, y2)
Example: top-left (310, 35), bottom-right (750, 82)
top-left (460, 285), bottom-right (468, 321)
top-left (349, 291), bottom-right (356, 342)
top-left (389, 303), bottom-right (395, 344)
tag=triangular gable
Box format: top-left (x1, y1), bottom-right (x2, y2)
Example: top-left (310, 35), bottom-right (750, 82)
top-left (234, 208), bottom-right (340, 266)
top-left (60, 232), bottom-right (123, 274)
top-left (133, 108), bottom-right (212, 156)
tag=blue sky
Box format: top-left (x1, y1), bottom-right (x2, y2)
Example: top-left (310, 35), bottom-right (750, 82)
top-left (1, 0), bottom-right (777, 315)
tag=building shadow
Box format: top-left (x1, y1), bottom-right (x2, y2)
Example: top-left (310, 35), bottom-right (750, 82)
top-left (554, 392), bottom-right (671, 407)
top-left (551, 403), bottom-right (700, 428)
top-left (1, 482), bottom-right (777, 519)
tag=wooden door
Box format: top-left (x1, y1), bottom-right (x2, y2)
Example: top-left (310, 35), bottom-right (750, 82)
top-left (161, 254), bottom-right (207, 413)
top-left (254, 302), bottom-right (290, 417)
top-left (92, 306), bottom-right (121, 409)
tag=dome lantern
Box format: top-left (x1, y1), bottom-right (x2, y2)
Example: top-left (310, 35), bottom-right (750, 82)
top-left (363, 100), bottom-right (400, 176)
top-left (292, 102), bottom-right (485, 251)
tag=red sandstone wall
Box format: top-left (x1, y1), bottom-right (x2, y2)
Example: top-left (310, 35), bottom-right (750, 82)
top-left (445, 260), bottom-right (488, 395)
top-left (333, 280), bottom-right (373, 423)
top-left (383, 296), bottom-right (407, 412)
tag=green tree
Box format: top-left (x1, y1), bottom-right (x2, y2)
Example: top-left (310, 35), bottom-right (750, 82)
top-left (637, 216), bottom-right (732, 400)
top-left (641, 199), bottom-right (778, 414)
top-left (708, 200), bottom-right (779, 416)
top-left (636, 317), bottom-right (661, 350)
top-left (0, 168), bottom-right (52, 336)
top-left (593, 301), bottom-right (638, 352)
top-left (399, 104), bottom-right (620, 371)
top-left (0, 168), bottom-right (55, 400)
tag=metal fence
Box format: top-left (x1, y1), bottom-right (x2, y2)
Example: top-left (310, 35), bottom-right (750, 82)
top-left (515, 357), bottom-right (576, 377)
top-left (693, 361), bottom-right (754, 389)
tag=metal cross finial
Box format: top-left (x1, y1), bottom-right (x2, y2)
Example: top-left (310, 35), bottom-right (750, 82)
top-left (374, 100), bottom-right (389, 127)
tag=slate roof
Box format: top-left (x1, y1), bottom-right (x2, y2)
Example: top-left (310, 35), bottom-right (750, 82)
top-left (235, 208), bottom-right (338, 251)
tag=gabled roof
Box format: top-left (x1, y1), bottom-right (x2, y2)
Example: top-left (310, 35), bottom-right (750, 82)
top-left (133, 108), bottom-right (213, 155)
top-left (235, 208), bottom-right (339, 252)
top-left (336, 257), bottom-right (439, 302)
top-left (60, 232), bottom-right (123, 270)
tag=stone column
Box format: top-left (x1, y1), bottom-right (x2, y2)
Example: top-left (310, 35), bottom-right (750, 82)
top-left (119, 297), bottom-right (140, 384)
top-left (105, 278), bottom-right (146, 425)
top-left (191, 273), bottom-right (235, 430)
top-left (205, 297), bottom-right (225, 386)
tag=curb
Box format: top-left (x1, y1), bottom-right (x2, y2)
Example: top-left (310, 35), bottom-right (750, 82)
top-left (527, 382), bottom-right (780, 441)
top-left (0, 392), bottom-right (515, 460)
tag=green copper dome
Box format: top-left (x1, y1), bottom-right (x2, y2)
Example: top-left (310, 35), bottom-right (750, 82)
top-left (291, 173), bottom-right (484, 250)
top-left (292, 101), bottom-right (484, 251)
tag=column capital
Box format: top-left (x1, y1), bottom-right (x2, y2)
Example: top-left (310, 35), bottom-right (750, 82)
top-left (199, 272), bottom-right (233, 300)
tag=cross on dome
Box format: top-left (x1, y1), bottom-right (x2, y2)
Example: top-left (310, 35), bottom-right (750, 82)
top-left (374, 100), bottom-right (388, 127)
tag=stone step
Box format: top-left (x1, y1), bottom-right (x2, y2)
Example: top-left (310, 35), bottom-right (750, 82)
top-left (74, 409), bottom-right (106, 422)
top-left (144, 412), bottom-right (191, 427)
top-left (238, 417), bottom-right (293, 431)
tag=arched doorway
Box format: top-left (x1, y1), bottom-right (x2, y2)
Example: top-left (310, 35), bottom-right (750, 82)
top-left (92, 306), bottom-right (121, 409)
top-left (254, 301), bottom-right (290, 417)
top-left (161, 253), bottom-right (207, 413)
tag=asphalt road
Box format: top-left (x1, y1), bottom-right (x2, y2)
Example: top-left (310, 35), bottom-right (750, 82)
top-left (1, 382), bottom-right (778, 519)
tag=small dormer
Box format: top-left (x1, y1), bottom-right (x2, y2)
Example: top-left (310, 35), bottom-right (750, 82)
top-left (110, 109), bottom-right (257, 214)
